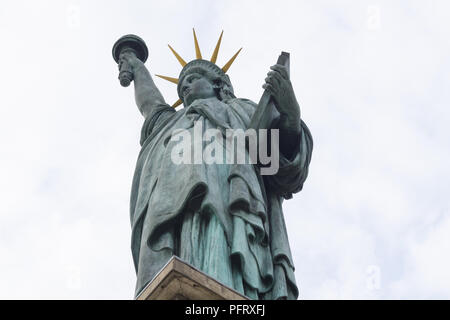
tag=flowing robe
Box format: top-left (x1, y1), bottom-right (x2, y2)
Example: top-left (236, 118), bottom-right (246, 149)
top-left (130, 97), bottom-right (313, 299)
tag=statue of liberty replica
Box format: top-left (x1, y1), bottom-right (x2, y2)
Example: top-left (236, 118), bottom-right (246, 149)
top-left (112, 30), bottom-right (313, 300)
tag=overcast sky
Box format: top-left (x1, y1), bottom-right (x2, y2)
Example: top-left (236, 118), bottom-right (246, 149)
top-left (0, 0), bottom-right (449, 299)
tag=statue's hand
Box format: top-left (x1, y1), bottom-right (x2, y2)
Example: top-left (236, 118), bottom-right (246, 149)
top-left (118, 50), bottom-right (144, 73)
top-left (263, 64), bottom-right (301, 132)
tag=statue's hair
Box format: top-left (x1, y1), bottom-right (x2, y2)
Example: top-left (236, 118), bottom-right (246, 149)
top-left (177, 60), bottom-right (235, 101)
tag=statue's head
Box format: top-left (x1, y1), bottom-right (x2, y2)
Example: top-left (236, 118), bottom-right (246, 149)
top-left (156, 29), bottom-right (241, 108)
top-left (177, 60), bottom-right (235, 106)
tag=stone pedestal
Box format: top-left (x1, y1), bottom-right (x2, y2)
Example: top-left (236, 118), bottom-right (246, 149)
top-left (136, 256), bottom-right (249, 300)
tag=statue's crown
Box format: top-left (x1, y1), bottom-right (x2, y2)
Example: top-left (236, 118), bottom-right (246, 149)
top-left (156, 29), bottom-right (242, 108)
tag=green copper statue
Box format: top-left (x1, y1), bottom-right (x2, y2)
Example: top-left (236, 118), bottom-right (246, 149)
top-left (113, 30), bottom-right (313, 300)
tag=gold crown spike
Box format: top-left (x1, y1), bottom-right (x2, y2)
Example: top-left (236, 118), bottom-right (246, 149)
top-left (193, 28), bottom-right (202, 60)
top-left (155, 74), bottom-right (179, 84)
top-left (156, 30), bottom-right (242, 108)
top-left (210, 30), bottom-right (223, 64)
top-left (222, 47), bottom-right (242, 73)
top-left (172, 99), bottom-right (183, 108)
top-left (168, 44), bottom-right (187, 67)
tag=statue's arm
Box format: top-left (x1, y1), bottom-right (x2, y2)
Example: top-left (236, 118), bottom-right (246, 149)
top-left (120, 51), bottom-right (167, 119)
top-left (263, 64), bottom-right (302, 159)
top-left (262, 64), bottom-right (313, 198)
top-left (264, 119), bottom-right (313, 199)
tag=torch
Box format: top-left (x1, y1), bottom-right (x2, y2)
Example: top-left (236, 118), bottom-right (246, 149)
top-left (112, 34), bottom-right (149, 87)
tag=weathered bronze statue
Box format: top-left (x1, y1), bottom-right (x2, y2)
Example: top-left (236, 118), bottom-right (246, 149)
top-left (113, 30), bottom-right (313, 300)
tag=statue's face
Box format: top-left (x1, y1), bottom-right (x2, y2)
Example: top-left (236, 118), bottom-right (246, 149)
top-left (180, 72), bottom-right (217, 106)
